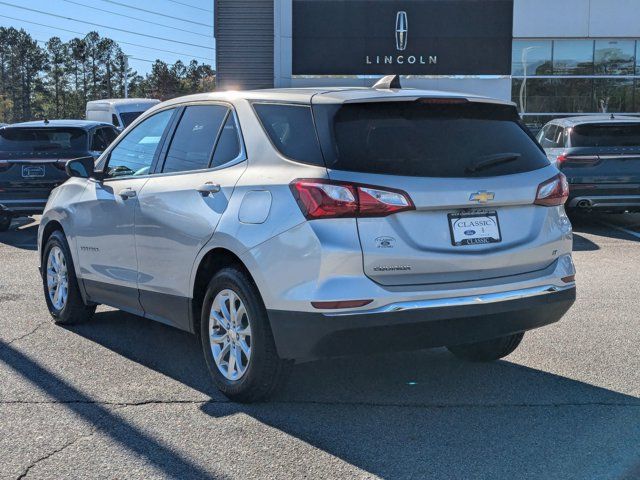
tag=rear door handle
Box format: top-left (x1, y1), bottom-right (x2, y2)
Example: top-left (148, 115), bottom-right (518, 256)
top-left (197, 183), bottom-right (221, 197)
top-left (119, 188), bottom-right (137, 199)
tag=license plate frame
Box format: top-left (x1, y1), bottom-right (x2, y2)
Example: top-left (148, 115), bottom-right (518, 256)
top-left (448, 210), bottom-right (502, 246)
top-left (21, 165), bottom-right (46, 178)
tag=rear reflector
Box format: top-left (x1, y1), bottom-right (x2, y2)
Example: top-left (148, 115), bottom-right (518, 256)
top-left (290, 179), bottom-right (414, 219)
top-left (534, 173), bottom-right (569, 207)
top-left (311, 300), bottom-right (373, 309)
top-left (561, 275), bottom-right (576, 283)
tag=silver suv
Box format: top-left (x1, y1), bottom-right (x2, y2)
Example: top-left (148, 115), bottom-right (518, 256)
top-left (38, 81), bottom-right (576, 402)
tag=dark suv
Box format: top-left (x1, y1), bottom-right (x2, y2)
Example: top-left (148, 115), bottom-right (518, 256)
top-left (538, 115), bottom-right (640, 213)
top-left (0, 120), bottom-right (118, 230)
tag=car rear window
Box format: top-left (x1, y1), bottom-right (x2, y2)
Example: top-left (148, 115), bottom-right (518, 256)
top-left (313, 101), bottom-right (550, 177)
top-left (0, 127), bottom-right (87, 153)
top-left (571, 123), bottom-right (640, 147)
top-left (120, 111), bottom-right (145, 128)
top-left (253, 103), bottom-right (324, 166)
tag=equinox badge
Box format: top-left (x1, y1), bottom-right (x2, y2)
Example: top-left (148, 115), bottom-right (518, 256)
top-left (469, 191), bottom-right (495, 203)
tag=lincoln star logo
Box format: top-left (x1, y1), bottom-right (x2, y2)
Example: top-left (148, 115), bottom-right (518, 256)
top-left (395, 11), bottom-right (408, 51)
top-left (469, 191), bottom-right (495, 203)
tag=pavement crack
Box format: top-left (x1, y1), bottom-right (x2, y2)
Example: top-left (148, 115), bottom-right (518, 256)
top-left (3, 322), bottom-right (48, 347)
top-left (16, 428), bottom-right (98, 480)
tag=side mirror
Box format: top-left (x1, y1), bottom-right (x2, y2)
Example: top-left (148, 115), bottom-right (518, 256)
top-left (65, 156), bottom-right (96, 179)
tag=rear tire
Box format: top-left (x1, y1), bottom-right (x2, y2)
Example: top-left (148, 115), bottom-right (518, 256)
top-left (200, 267), bottom-right (292, 403)
top-left (447, 332), bottom-right (524, 362)
top-left (0, 215), bottom-right (10, 232)
top-left (42, 230), bottom-right (96, 325)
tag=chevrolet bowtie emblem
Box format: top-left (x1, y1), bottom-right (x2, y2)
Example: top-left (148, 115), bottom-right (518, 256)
top-left (469, 191), bottom-right (495, 203)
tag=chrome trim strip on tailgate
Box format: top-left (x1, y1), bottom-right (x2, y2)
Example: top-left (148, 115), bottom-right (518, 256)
top-left (325, 284), bottom-right (575, 317)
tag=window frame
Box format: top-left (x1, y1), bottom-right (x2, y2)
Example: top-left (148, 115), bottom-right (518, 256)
top-left (97, 107), bottom-right (180, 182)
top-left (154, 101), bottom-right (247, 176)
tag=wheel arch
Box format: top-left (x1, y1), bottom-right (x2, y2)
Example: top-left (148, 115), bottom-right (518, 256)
top-left (190, 246), bottom-right (260, 336)
top-left (40, 220), bottom-right (65, 263)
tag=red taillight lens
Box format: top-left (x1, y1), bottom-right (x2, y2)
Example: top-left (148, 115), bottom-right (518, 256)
top-left (534, 173), bottom-right (569, 207)
top-left (0, 162), bottom-right (11, 173)
top-left (556, 154), bottom-right (567, 166)
top-left (290, 179), bottom-right (414, 220)
top-left (53, 161), bottom-right (67, 171)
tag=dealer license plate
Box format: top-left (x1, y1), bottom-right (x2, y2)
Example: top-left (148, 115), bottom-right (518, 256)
top-left (448, 211), bottom-right (502, 246)
top-left (21, 165), bottom-right (45, 178)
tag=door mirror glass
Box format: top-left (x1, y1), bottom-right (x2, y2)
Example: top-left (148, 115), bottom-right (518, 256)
top-left (66, 156), bottom-right (96, 179)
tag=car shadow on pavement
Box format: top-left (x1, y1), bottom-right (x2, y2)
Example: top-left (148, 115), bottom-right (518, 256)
top-left (0, 217), bottom-right (38, 251)
top-left (570, 212), bottom-right (640, 243)
top-left (0, 337), bottom-right (231, 480)
top-left (64, 309), bottom-right (640, 479)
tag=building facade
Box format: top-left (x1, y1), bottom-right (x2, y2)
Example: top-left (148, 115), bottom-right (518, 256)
top-left (215, 0), bottom-right (640, 131)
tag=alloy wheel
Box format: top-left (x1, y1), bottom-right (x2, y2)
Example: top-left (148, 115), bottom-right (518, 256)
top-left (209, 289), bottom-right (252, 381)
top-left (46, 246), bottom-right (68, 311)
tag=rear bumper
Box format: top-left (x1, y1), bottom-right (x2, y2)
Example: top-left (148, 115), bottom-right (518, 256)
top-left (567, 184), bottom-right (640, 211)
top-left (268, 285), bottom-right (576, 360)
top-left (0, 199), bottom-right (48, 216)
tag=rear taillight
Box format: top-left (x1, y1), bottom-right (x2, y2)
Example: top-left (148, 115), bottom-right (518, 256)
top-left (0, 162), bottom-right (11, 173)
top-left (557, 154), bottom-right (599, 167)
top-left (534, 173), bottom-right (569, 207)
top-left (53, 161), bottom-right (67, 171)
top-left (290, 179), bottom-right (414, 219)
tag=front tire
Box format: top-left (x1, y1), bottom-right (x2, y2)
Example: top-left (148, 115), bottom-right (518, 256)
top-left (200, 267), bottom-right (291, 402)
top-left (42, 230), bottom-right (96, 325)
top-left (0, 215), bottom-right (11, 232)
top-left (447, 332), bottom-right (524, 362)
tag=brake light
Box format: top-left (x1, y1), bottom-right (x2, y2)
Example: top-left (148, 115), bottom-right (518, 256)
top-left (534, 173), bottom-right (569, 207)
top-left (53, 161), bottom-right (67, 171)
top-left (556, 154), bottom-right (567, 166)
top-left (0, 161), bottom-right (11, 173)
top-left (290, 179), bottom-right (414, 219)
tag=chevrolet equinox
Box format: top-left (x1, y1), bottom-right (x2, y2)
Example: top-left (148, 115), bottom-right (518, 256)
top-left (38, 78), bottom-right (576, 402)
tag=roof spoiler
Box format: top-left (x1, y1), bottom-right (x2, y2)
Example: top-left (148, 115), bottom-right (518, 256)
top-left (372, 75), bottom-right (401, 90)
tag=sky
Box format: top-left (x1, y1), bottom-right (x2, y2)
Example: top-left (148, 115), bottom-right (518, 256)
top-left (0, 0), bottom-right (215, 74)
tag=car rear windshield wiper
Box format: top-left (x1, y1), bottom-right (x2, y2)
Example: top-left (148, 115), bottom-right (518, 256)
top-left (466, 153), bottom-right (521, 174)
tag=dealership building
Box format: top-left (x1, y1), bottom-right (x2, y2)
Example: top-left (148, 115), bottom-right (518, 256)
top-left (215, 0), bottom-right (640, 130)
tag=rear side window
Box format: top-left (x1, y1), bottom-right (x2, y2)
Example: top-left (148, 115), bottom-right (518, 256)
top-left (253, 103), bottom-right (324, 166)
top-left (313, 101), bottom-right (550, 177)
top-left (162, 105), bottom-right (228, 173)
top-left (211, 113), bottom-right (242, 167)
top-left (571, 123), bottom-right (640, 147)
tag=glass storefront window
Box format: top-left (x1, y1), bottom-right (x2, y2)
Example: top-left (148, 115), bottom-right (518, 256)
top-left (512, 40), bottom-right (552, 76)
top-left (594, 40), bottom-right (635, 75)
top-left (593, 79), bottom-right (635, 112)
top-left (553, 40), bottom-right (594, 75)
top-left (513, 79), bottom-right (593, 114)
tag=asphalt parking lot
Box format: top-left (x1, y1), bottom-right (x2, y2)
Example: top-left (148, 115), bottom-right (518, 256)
top-left (1, 214), bottom-right (640, 480)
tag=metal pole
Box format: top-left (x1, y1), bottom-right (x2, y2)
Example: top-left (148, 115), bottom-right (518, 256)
top-left (124, 55), bottom-right (129, 99)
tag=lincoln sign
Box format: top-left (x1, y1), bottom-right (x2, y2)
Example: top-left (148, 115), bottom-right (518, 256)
top-left (292, 0), bottom-right (514, 76)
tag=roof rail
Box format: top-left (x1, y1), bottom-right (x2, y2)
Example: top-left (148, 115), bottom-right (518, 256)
top-left (372, 75), bottom-right (401, 90)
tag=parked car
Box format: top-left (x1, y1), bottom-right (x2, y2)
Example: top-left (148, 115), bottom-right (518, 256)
top-left (86, 98), bottom-right (160, 130)
top-left (0, 120), bottom-right (119, 231)
top-left (38, 78), bottom-right (576, 402)
top-left (537, 115), bottom-right (640, 213)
